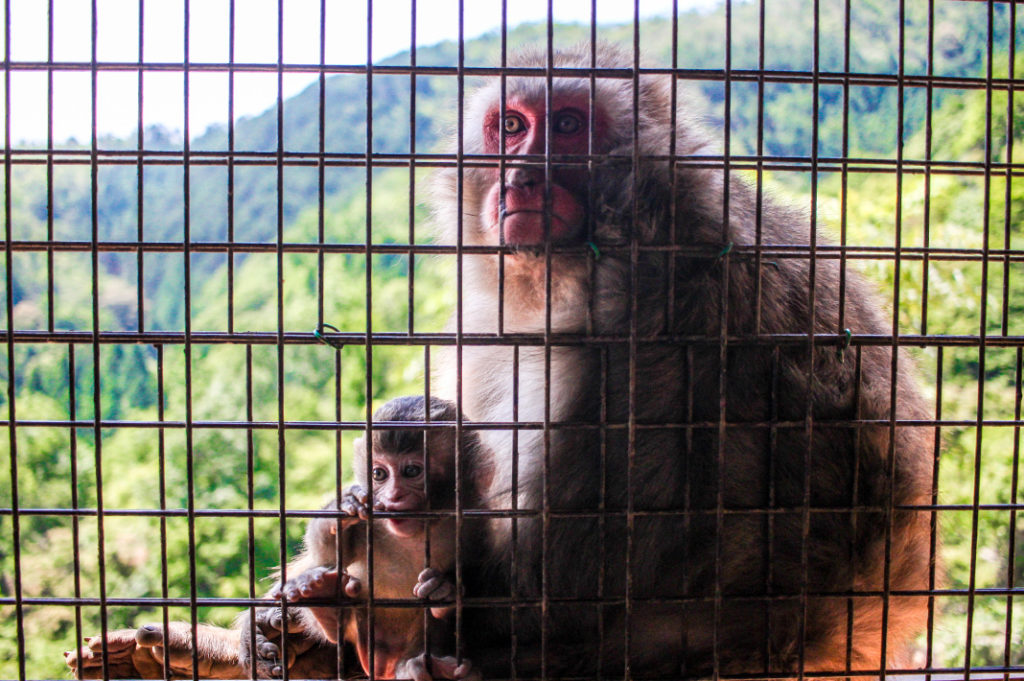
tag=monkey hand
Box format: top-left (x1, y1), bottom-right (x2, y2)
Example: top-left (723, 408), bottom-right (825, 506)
top-left (339, 484), bottom-right (370, 524)
top-left (65, 629), bottom-right (156, 679)
top-left (412, 568), bottom-right (456, 619)
top-left (280, 567), bottom-right (363, 644)
top-left (238, 600), bottom-right (316, 678)
top-left (66, 623), bottom-right (244, 679)
top-left (396, 654), bottom-right (481, 681)
top-left (278, 566), bottom-right (361, 602)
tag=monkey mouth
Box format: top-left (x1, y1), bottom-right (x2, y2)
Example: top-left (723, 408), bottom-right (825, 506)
top-left (498, 209), bottom-right (576, 246)
top-left (386, 517), bottom-right (423, 538)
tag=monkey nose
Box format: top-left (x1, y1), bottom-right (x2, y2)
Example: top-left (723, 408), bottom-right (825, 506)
top-left (505, 166), bottom-right (542, 189)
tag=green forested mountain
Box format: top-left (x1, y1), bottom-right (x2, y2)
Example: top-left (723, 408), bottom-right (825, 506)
top-left (2, 0), bottom-right (1024, 676)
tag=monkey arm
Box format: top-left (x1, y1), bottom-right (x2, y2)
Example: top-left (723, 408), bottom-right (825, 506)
top-left (65, 623), bottom-right (244, 679)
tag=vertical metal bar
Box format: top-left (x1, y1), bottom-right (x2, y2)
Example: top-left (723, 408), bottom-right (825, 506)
top-left (878, 1), bottom-right (910, 676)
top-left (846, 344), bottom-right (865, 674)
top-left (274, 2), bottom-right (290, 679)
top-left (245, 344), bottom-right (257, 681)
top-left (755, 2), bottom-right (772, 670)
top-left (496, 0), bottom-right (507, 337)
top-left (422, 345), bottom-right (432, 665)
top-left (713, 1), bottom-right (734, 677)
top-left (87, 1), bottom-right (111, 677)
top-left (837, 0), bottom-right (851, 334)
top-left (923, 5), bottom-right (938, 674)
top-left (585, 5), bottom-right (596, 339)
top-left (181, 2), bottom-right (201, 679)
top-left (452, 0), bottom-right (466, 670)
top-left (753, 0), bottom-right (765, 335)
top-left (799, 0), bottom-right (823, 675)
top-left (333, 343), bottom-right (346, 678)
top-left (767, 345), bottom-right (781, 671)
top-left (541, 3), bottom-right (554, 676)
top-left (1004, 347), bottom-right (1022, 678)
top-left (46, 0), bottom-right (55, 332)
top-left (226, 0), bottom-right (236, 335)
top-left (589, 6), bottom-right (605, 676)
top-left (407, 0), bottom-right (417, 336)
top-left (665, 0), bottom-right (679, 330)
top-left (625, 5), bottom-right (642, 677)
top-left (926, 346), bottom-right (941, 681)
top-left (363, 1), bottom-right (376, 676)
top-left (1001, 1), bottom-right (1017, 338)
top-left (135, 0), bottom-right (145, 333)
top-left (920, 0), bottom-right (935, 337)
top-left (157, 343), bottom-right (171, 681)
top-left (498, 25), bottom-right (515, 675)
top-left (3, 1), bottom-right (24, 675)
top-left (68, 344), bottom-right (84, 680)
top-left (963, 3), bottom-right (996, 676)
top-left (316, 0), bottom-right (325, 334)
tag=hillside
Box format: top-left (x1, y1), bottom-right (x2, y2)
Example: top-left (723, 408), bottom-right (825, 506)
top-left (3, 0), bottom-right (1024, 675)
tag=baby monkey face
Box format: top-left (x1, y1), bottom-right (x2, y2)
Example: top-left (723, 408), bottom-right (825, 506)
top-left (370, 451), bottom-right (429, 538)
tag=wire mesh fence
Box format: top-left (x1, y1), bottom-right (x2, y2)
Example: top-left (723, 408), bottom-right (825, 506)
top-left (1, 0), bottom-right (1023, 679)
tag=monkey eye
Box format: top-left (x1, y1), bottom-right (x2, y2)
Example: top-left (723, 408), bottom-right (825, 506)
top-left (402, 463), bottom-right (424, 478)
top-left (554, 112), bottom-right (582, 134)
top-left (503, 114), bottom-right (525, 135)
top-left (371, 467), bottom-right (388, 482)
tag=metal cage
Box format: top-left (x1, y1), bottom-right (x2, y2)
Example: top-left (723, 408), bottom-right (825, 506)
top-left (2, 1), bottom-right (1022, 680)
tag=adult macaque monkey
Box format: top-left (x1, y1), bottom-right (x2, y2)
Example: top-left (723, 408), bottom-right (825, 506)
top-left (240, 396), bottom-right (484, 681)
top-left (436, 44), bottom-right (934, 677)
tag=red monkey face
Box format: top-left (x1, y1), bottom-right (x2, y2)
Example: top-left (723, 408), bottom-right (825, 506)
top-left (370, 454), bottom-right (427, 538)
top-left (481, 92), bottom-right (605, 247)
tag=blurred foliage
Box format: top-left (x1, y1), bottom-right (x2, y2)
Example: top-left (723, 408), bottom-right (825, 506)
top-left (3, 0), bottom-right (1024, 676)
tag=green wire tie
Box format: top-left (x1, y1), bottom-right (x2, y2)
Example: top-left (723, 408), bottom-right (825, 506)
top-left (717, 241), bottom-right (733, 260)
top-left (313, 323), bottom-right (345, 350)
top-left (839, 328), bottom-right (852, 363)
top-left (586, 241), bottom-right (601, 260)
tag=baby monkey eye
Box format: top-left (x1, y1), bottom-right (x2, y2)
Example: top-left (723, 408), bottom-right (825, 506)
top-left (402, 463), bottom-right (424, 478)
top-left (554, 111), bottom-right (582, 134)
top-left (503, 114), bottom-right (525, 135)
top-left (371, 467), bottom-right (388, 482)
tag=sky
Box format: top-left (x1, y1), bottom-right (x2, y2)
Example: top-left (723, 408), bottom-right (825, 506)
top-left (3, 0), bottom-right (720, 144)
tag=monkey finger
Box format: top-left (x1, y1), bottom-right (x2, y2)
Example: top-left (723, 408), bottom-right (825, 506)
top-left (396, 654), bottom-right (432, 681)
top-left (349, 484), bottom-right (368, 505)
top-left (85, 631), bottom-right (139, 656)
top-left (413, 573), bottom-right (454, 602)
top-left (339, 572), bottom-right (362, 598)
top-left (264, 606), bottom-right (306, 636)
top-left (256, 638), bottom-right (281, 661)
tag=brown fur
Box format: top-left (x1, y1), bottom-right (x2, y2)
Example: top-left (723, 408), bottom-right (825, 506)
top-left (435, 44), bottom-right (935, 677)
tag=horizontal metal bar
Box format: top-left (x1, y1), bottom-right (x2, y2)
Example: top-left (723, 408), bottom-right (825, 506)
top-left (6, 239), bottom-right (1024, 263)
top-left (1, 60), bottom-right (1022, 93)
top-left (2, 330), bottom-right (1023, 348)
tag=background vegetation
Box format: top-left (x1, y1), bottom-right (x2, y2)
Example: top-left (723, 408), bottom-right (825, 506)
top-left (2, 0), bottom-right (1023, 675)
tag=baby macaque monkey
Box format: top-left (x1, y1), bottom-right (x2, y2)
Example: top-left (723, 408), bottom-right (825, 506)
top-left (249, 396), bottom-right (485, 681)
